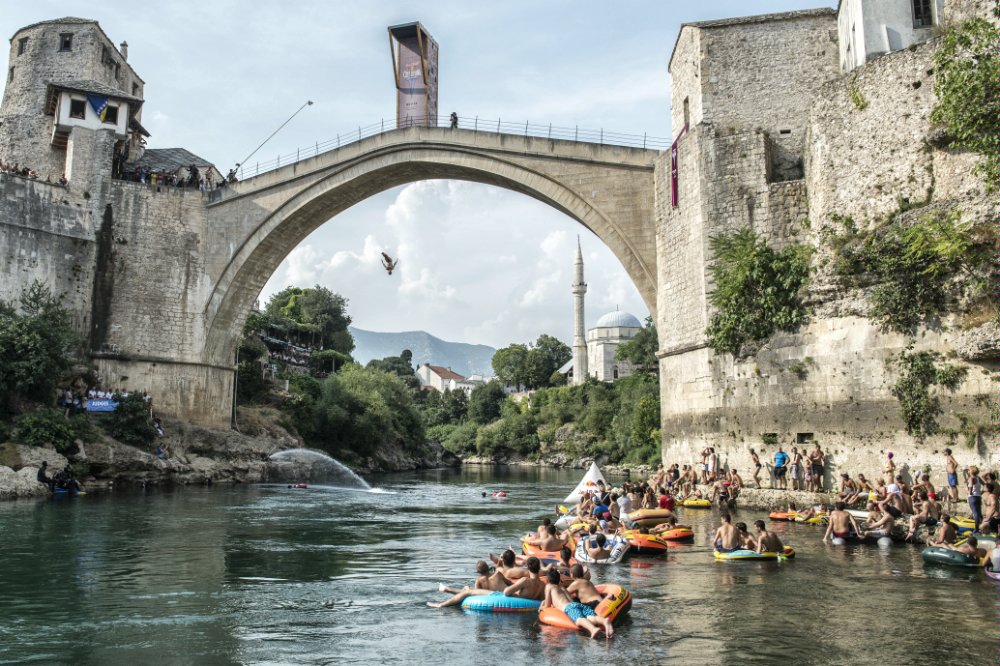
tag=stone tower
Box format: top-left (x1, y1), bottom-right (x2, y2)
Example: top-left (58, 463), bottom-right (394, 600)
top-left (571, 237), bottom-right (588, 385)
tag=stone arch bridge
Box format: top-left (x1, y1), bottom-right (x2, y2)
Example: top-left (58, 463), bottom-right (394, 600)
top-left (77, 126), bottom-right (661, 426)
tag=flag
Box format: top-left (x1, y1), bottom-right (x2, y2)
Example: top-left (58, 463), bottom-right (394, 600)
top-left (87, 94), bottom-right (108, 121)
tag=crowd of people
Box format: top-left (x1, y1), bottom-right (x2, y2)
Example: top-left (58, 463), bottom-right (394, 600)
top-left (35, 461), bottom-right (84, 494)
top-left (1, 161), bottom-right (67, 185)
top-left (115, 164), bottom-right (219, 192)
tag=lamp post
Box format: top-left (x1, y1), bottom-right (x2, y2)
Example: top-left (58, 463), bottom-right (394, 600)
top-left (235, 100), bottom-right (314, 177)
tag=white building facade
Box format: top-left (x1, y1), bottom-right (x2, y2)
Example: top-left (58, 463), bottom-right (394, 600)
top-left (838, 0), bottom-right (944, 72)
top-left (586, 311), bottom-right (642, 382)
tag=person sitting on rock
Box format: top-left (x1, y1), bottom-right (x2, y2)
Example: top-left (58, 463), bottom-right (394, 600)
top-left (36, 461), bottom-right (54, 491)
top-left (927, 514), bottom-right (957, 547)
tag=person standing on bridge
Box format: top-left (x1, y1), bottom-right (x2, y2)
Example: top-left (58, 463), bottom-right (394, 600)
top-left (449, 112), bottom-right (458, 129)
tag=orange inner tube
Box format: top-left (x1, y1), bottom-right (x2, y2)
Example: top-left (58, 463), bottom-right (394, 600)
top-left (621, 531), bottom-right (669, 553)
top-left (538, 584), bottom-right (632, 630)
top-left (656, 528), bottom-right (694, 541)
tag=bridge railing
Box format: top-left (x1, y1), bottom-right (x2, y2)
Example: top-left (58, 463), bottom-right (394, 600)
top-left (234, 115), bottom-right (669, 181)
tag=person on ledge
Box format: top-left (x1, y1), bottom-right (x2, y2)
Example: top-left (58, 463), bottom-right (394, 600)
top-left (36, 461), bottom-right (54, 491)
top-left (772, 447), bottom-right (789, 490)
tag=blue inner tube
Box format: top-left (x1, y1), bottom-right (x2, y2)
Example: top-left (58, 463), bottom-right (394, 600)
top-left (461, 592), bottom-right (541, 613)
top-left (921, 546), bottom-right (980, 567)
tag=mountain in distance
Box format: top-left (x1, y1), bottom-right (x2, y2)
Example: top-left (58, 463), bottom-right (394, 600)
top-left (348, 327), bottom-right (496, 378)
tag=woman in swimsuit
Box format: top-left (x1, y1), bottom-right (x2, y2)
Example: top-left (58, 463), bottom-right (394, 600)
top-left (750, 449), bottom-right (762, 489)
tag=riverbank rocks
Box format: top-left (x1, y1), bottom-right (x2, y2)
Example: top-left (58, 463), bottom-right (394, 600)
top-left (0, 466), bottom-right (49, 499)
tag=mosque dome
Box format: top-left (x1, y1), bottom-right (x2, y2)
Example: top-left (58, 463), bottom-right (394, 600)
top-left (594, 311), bottom-right (642, 328)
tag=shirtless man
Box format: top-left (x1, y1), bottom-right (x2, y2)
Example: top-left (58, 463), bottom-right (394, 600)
top-left (944, 448), bottom-right (959, 505)
top-left (754, 520), bottom-right (784, 553)
top-left (980, 483), bottom-right (998, 534)
top-left (490, 549), bottom-right (528, 581)
top-left (823, 501), bottom-right (861, 541)
top-left (836, 473), bottom-right (858, 502)
top-left (846, 474), bottom-right (873, 506)
top-left (524, 524), bottom-right (565, 552)
top-left (566, 565), bottom-right (603, 608)
top-left (728, 469), bottom-right (744, 501)
top-left (808, 444), bottom-right (826, 492)
top-left (862, 502), bottom-right (895, 538)
top-left (735, 522), bottom-right (757, 550)
top-left (586, 533), bottom-right (612, 560)
top-left (878, 484), bottom-right (905, 522)
top-left (905, 491), bottom-right (940, 542)
top-left (650, 515), bottom-right (681, 535)
top-left (713, 513), bottom-right (741, 552)
top-left (540, 569), bottom-right (614, 638)
top-left (952, 535), bottom-right (985, 560)
top-left (927, 514), bottom-right (957, 547)
top-left (427, 560), bottom-right (511, 607)
top-left (895, 475), bottom-right (915, 514)
top-left (503, 557), bottom-right (546, 600)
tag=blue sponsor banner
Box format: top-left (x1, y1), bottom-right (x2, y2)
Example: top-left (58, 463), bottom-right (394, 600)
top-left (87, 399), bottom-right (119, 413)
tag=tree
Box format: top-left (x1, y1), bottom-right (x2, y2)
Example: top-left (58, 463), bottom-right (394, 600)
top-left (106, 393), bottom-right (157, 446)
top-left (0, 281), bottom-right (80, 411)
top-left (468, 381), bottom-right (506, 424)
top-left (367, 350), bottom-right (420, 390)
top-left (615, 316), bottom-right (659, 373)
top-left (492, 343), bottom-right (529, 388)
top-left (264, 285), bottom-right (354, 354)
top-left (706, 228), bottom-right (811, 356)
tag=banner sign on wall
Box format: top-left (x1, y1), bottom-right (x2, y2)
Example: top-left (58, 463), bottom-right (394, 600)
top-left (86, 399), bottom-right (118, 412)
top-left (389, 22), bottom-right (439, 128)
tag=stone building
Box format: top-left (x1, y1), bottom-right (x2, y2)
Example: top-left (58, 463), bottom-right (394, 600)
top-left (1, 17), bottom-right (148, 181)
top-left (838, 0), bottom-right (945, 72)
top-left (658, 3), bottom-right (997, 487)
top-left (586, 311), bottom-right (642, 382)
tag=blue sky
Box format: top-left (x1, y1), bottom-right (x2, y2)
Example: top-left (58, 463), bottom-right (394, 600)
top-left (2, 0), bottom-right (832, 348)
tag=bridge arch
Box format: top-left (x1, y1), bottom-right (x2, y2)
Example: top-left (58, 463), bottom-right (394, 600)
top-left (204, 130), bottom-right (657, 366)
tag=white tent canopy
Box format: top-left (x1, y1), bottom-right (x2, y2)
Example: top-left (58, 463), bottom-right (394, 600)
top-left (563, 462), bottom-right (607, 503)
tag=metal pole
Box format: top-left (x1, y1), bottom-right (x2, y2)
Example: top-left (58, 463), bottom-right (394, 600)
top-left (600, 129), bottom-right (603, 145)
top-left (358, 126), bottom-right (362, 141)
top-left (548, 123), bottom-right (551, 139)
top-left (315, 141), bottom-right (319, 156)
top-left (234, 100), bottom-right (313, 175)
top-left (296, 148), bottom-right (299, 162)
top-left (643, 133), bottom-right (646, 149)
top-left (337, 134), bottom-right (340, 148)
top-left (575, 126), bottom-right (578, 142)
top-left (381, 119), bottom-right (384, 133)
top-left (497, 118), bottom-right (501, 134)
top-left (474, 116), bottom-right (478, 131)
top-left (525, 120), bottom-right (529, 136)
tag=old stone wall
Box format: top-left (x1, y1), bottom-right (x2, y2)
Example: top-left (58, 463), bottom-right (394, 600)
top-left (0, 172), bottom-right (95, 330)
top-left (657, 23), bottom-right (998, 492)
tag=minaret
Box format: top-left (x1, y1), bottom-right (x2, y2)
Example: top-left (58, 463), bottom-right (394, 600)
top-left (572, 237), bottom-right (588, 385)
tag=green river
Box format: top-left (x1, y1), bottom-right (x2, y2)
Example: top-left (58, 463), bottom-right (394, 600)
top-left (0, 466), bottom-right (996, 665)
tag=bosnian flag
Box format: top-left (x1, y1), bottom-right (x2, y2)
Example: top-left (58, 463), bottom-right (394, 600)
top-left (87, 94), bottom-right (108, 121)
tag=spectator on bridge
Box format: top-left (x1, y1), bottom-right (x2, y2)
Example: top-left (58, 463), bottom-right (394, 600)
top-left (450, 112), bottom-right (458, 129)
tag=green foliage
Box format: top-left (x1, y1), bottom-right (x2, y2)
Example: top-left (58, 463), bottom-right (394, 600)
top-left (932, 17), bottom-right (999, 190)
top-left (366, 350), bottom-right (420, 390)
top-left (14, 408), bottom-right (80, 452)
top-left (236, 336), bottom-right (269, 403)
top-left (615, 316), bottom-right (659, 372)
top-left (848, 76), bottom-right (869, 110)
top-left (263, 285), bottom-right (354, 354)
top-left (761, 433), bottom-right (779, 446)
top-left (491, 334), bottom-right (571, 389)
top-left (475, 412), bottom-right (539, 457)
top-left (706, 228), bottom-right (811, 355)
top-left (890, 348), bottom-right (967, 440)
top-left (309, 349), bottom-right (352, 376)
top-left (105, 393), bottom-right (157, 446)
top-left (308, 365), bottom-right (425, 456)
top-left (829, 210), bottom-right (997, 333)
top-left (0, 282), bottom-right (81, 410)
top-left (467, 381), bottom-right (506, 425)
top-left (432, 422), bottom-right (479, 457)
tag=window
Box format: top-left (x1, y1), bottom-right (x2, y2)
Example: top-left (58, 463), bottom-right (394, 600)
top-left (683, 97), bottom-right (690, 128)
top-left (7, 67), bottom-right (12, 83)
top-left (131, 82), bottom-right (139, 96)
top-left (114, 62), bottom-right (121, 81)
top-left (102, 105), bottom-right (119, 125)
top-left (59, 33), bottom-right (73, 51)
top-left (69, 99), bottom-right (86, 119)
top-left (796, 432), bottom-right (814, 444)
top-left (17, 37), bottom-right (28, 55)
top-left (912, 0), bottom-right (933, 28)
top-left (779, 129), bottom-right (792, 135)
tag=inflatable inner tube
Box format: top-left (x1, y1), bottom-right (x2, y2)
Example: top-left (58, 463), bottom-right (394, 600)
top-left (713, 546), bottom-right (796, 561)
top-left (538, 584), bottom-right (632, 630)
top-left (680, 498), bottom-right (711, 508)
top-left (621, 530), bottom-right (668, 556)
top-left (769, 512), bottom-right (797, 521)
top-left (574, 535), bottom-right (630, 564)
top-left (655, 527), bottom-right (694, 542)
top-left (921, 546), bottom-right (982, 568)
top-left (627, 509), bottom-right (676, 529)
top-left (522, 542), bottom-right (574, 566)
top-left (461, 592), bottom-right (542, 613)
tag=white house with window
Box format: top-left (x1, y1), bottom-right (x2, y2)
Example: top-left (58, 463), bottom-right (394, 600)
top-left (46, 79), bottom-right (140, 147)
top-left (837, 0), bottom-right (944, 72)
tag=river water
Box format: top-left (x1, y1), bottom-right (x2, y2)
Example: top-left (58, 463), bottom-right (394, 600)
top-left (0, 466), bottom-right (996, 665)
